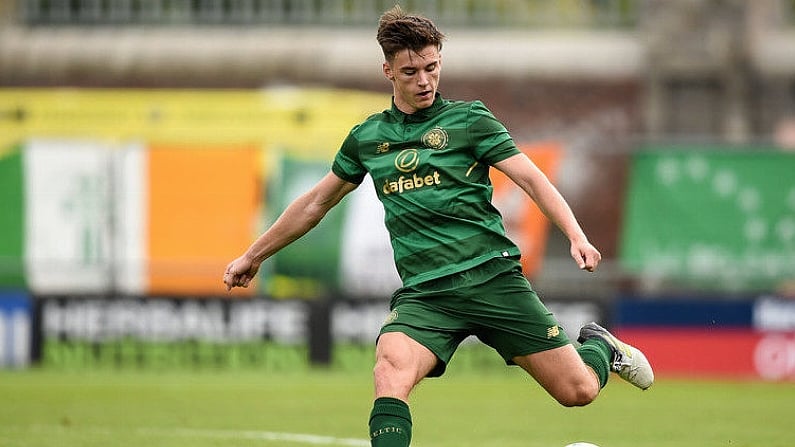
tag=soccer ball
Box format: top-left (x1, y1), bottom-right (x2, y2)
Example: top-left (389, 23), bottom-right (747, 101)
top-left (564, 443), bottom-right (600, 447)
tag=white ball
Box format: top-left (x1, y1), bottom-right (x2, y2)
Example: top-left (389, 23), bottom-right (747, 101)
top-left (564, 443), bottom-right (600, 447)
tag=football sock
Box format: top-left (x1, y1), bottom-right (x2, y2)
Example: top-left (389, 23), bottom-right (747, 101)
top-left (369, 397), bottom-right (412, 447)
top-left (577, 338), bottom-right (611, 388)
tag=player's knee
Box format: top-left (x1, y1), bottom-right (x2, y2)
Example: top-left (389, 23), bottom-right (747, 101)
top-left (554, 381), bottom-right (599, 407)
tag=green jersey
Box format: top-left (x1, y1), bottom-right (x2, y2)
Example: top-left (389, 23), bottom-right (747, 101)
top-left (332, 94), bottom-right (522, 287)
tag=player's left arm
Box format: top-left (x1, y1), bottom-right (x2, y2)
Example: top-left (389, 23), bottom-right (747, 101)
top-left (493, 153), bottom-right (601, 272)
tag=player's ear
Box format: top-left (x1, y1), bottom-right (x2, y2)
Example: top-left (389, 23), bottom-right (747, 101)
top-left (383, 62), bottom-right (394, 81)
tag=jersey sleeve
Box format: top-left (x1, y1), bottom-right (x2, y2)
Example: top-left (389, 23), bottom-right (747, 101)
top-left (467, 100), bottom-right (520, 165)
top-left (331, 127), bottom-right (367, 185)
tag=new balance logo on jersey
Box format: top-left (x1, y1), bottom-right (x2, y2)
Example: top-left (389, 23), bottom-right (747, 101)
top-left (547, 325), bottom-right (560, 339)
top-left (376, 142), bottom-right (391, 154)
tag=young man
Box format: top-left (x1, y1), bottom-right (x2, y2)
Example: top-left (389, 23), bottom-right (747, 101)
top-left (224, 5), bottom-right (653, 447)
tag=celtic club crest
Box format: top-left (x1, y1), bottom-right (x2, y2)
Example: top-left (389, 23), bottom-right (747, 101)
top-left (421, 127), bottom-right (449, 150)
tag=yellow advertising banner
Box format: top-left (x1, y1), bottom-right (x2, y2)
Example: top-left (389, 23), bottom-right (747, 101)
top-left (0, 88), bottom-right (390, 154)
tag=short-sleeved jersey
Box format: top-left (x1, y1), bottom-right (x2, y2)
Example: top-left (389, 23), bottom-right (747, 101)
top-left (332, 94), bottom-right (522, 287)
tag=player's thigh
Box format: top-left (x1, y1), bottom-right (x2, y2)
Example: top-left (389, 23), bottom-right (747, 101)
top-left (513, 344), bottom-right (599, 406)
top-left (380, 295), bottom-right (471, 377)
top-left (374, 331), bottom-right (439, 400)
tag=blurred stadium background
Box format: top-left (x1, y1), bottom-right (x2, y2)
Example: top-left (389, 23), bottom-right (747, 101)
top-left (1, 0), bottom-right (795, 386)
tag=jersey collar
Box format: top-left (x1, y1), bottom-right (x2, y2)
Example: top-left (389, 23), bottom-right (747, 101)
top-left (388, 93), bottom-right (446, 123)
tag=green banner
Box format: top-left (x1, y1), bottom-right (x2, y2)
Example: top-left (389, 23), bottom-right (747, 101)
top-left (0, 145), bottom-right (25, 288)
top-left (621, 147), bottom-right (795, 291)
top-left (261, 155), bottom-right (346, 298)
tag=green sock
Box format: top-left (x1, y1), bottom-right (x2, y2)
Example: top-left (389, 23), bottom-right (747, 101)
top-left (369, 397), bottom-right (412, 447)
top-left (577, 338), bottom-right (612, 388)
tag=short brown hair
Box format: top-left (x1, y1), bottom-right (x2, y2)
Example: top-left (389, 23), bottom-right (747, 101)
top-left (376, 5), bottom-right (445, 62)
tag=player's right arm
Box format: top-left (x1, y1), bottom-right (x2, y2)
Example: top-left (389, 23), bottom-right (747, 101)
top-left (493, 153), bottom-right (601, 273)
top-left (223, 171), bottom-right (358, 291)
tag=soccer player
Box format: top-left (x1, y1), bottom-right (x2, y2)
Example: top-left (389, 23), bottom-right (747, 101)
top-left (223, 5), bottom-right (653, 447)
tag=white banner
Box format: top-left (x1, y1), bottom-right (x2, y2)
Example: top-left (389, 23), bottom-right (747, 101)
top-left (339, 176), bottom-right (401, 297)
top-left (24, 139), bottom-right (147, 294)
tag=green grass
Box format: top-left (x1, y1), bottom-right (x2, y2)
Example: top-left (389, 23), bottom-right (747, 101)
top-left (1, 366), bottom-right (793, 447)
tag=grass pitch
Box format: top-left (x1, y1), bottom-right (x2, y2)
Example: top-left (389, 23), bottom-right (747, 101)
top-left (1, 363), bottom-right (793, 447)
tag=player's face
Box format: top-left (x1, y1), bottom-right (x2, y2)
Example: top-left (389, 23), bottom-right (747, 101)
top-left (384, 45), bottom-right (442, 115)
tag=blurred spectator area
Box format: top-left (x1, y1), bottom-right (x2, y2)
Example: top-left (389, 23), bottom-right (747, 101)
top-left (12, 0), bottom-right (640, 27)
top-left (0, 0), bottom-right (648, 87)
top-left (1, 2), bottom-right (793, 94)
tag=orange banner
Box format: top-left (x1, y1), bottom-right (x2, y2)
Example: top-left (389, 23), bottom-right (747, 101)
top-left (491, 142), bottom-right (563, 278)
top-left (147, 143), bottom-right (260, 296)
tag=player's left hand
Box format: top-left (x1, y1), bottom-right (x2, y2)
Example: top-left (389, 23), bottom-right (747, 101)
top-left (571, 240), bottom-right (601, 272)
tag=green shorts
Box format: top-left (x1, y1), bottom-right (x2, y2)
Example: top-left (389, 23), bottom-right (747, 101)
top-left (379, 256), bottom-right (571, 377)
